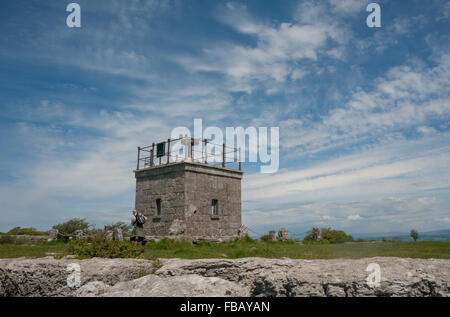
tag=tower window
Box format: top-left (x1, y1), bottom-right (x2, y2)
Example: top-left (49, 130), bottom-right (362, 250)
top-left (211, 199), bottom-right (218, 216)
top-left (156, 199), bottom-right (162, 216)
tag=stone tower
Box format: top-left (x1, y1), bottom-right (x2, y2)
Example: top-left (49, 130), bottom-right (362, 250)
top-left (134, 155), bottom-right (244, 242)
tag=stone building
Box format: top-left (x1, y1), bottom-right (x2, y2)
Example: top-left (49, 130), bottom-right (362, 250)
top-left (134, 143), bottom-right (244, 242)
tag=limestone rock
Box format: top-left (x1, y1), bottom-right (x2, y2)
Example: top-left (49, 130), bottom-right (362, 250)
top-left (278, 228), bottom-right (289, 241)
top-left (310, 227), bottom-right (322, 241)
top-left (0, 257), bottom-right (155, 297)
top-left (113, 228), bottom-right (123, 241)
top-left (105, 230), bottom-right (113, 241)
top-left (1, 256), bottom-right (449, 297)
top-left (47, 229), bottom-right (59, 242)
top-left (269, 230), bottom-right (277, 241)
top-left (156, 257), bottom-right (450, 297)
top-left (77, 274), bottom-right (249, 297)
top-left (4, 235), bottom-right (49, 244)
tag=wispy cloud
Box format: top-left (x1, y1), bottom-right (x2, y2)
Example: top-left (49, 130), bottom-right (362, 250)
top-left (280, 54), bottom-right (450, 153)
top-left (0, 0), bottom-right (448, 234)
top-left (175, 1), bottom-right (351, 92)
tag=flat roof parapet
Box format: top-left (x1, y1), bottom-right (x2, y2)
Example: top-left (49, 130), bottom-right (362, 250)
top-left (134, 161), bottom-right (244, 179)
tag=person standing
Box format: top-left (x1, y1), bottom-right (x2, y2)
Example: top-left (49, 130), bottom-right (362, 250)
top-left (131, 209), bottom-right (147, 245)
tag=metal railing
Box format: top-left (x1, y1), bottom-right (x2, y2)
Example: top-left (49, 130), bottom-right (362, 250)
top-left (136, 136), bottom-right (242, 171)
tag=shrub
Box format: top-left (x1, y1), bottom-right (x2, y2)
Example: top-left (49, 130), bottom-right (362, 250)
top-left (260, 234), bottom-right (272, 241)
top-left (67, 238), bottom-right (144, 258)
top-left (0, 236), bottom-right (16, 244)
top-left (322, 229), bottom-right (353, 244)
top-left (52, 218), bottom-right (91, 242)
top-left (6, 227), bottom-right (47, 236)
top-left (303, 227), bottom-right (353, 244)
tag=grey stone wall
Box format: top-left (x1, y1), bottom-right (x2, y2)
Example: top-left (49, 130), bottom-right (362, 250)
top-left (0, 235), bottom-right (49, 243)
top-left (134, 162), bottom-right (243, 241)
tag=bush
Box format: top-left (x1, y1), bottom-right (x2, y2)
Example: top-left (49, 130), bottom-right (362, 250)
top-left (303, 227), bottom-right (353, 244)
top-left (322, 229), bottom-right (353, 244)
top-left (67, 238), bottom-right (144, 258)
top-left (0, 236), bottom-right (16, 244)
top-left (52, 218), bottom-right (91, 242)
top-left (6, 227), bottom-right (47, 236)
top-left (260, 234), bottom-right (273, 241)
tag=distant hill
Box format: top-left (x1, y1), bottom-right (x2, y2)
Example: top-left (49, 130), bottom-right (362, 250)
top-left (352, 229), bottom-right (450, 242)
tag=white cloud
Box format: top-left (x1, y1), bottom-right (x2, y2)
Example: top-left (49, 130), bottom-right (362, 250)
top-left (348, 214), bottom-right (362, 220)
top-left (176, 1), bottom-right (349, 91)
top-left (329, 0), bottom-right (368, 15)
top-left (281, 54), bottom-right (450, 153)
top-left (241, 53), bottom-right (450, 233)
top-left (244, 133), bottom-right (450, 202)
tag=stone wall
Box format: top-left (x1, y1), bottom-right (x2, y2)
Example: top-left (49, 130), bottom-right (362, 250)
top-left (135, 164), bottom-right (186, 237)
top-left (1, 235), bottom-right (49, 243)
top-left (135, 162), bottom-right (243, 241)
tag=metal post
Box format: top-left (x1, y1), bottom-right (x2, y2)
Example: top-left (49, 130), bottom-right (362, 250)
top-left (167, 139), bottom-right (171, 164)
top-left (150, 143), bottom-right (155, 167)
top-left (238, 147), bottom-right (242, 170)
top-left (137, 147), bottom-right (141, 170)
top-left (222, 143), bottom-right (226, 168)
top-left (204, 139), bottom-right (208, 164)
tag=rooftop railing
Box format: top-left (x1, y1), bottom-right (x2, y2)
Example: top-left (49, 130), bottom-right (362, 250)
top-left (136, 136), bottom-right (242, 171)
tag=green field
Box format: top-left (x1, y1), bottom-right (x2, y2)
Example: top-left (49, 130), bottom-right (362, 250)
top-left (0, 239), bottom-right (449, 260)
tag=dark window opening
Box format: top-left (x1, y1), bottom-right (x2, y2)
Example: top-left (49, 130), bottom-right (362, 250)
top-left (156, 142), bottom-right (165, 157)
top-left (211, 199), bottom-right (218, 216)
top-left (156, 199), bottom-right (162, 216)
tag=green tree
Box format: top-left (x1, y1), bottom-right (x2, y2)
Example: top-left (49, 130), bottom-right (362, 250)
top-left (410, 229), bottom-right (419, 242)
top-left (52, 218), bottom-right (91, 242)
top-left (303, 227), bottom-right (353, 244)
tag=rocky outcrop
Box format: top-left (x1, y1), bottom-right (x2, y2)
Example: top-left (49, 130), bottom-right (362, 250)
top-left (77, 274), bottom-right (249, 297)
top-left (0, 256), bottom-right (449, 297)
top-left (156, 257), bottom-right (450, 297)
top-left (0, 257), bottom-right (156, 297)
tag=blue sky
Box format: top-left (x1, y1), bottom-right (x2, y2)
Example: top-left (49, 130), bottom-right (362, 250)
top-left (0, 0), bottom-right (449, 235)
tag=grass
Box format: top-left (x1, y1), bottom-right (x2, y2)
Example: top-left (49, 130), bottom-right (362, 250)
top-left (0, 238), bottom-right (448, 260)
top-left (0, 241), bottom-right (67, 258)
top-left (141, 239), bottom-right (450, 260)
